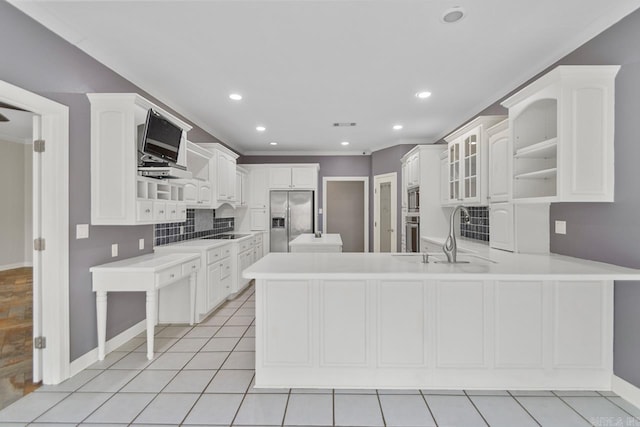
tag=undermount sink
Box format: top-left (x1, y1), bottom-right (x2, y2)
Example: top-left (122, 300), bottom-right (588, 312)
top-left (392, 253), bottom-right (496, 264)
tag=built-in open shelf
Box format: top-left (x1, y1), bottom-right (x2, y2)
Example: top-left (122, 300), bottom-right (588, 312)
top-left (514, 167), bottom-right (558, 180)
top-left (514, 137), bottom-right (557, 159)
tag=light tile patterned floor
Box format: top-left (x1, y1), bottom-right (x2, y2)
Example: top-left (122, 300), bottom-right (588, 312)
top-left (2, 283), bottom-right (640, 426)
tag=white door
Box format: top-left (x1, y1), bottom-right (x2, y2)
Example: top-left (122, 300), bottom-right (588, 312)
top-left (374, 173), bottom-right (397, 252)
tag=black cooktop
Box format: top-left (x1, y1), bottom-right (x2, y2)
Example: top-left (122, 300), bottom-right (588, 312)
top-left (203, 233), bottom-right (251, 240)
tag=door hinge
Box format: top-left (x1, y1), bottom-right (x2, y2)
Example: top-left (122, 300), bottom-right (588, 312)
top-left (34, 139), bottom-right (45, 153)
top-left (34, 336), bottom-right (47, 349)
top-left (34, 238), bottom-right (46, 251)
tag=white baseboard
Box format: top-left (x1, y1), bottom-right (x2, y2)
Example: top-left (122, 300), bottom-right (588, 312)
top-left (0, 261), bottom-right (33, 271)
top-left (69, 320), bottom-right (146, 377)
top-left (612, 375), bottom-right (640, 408)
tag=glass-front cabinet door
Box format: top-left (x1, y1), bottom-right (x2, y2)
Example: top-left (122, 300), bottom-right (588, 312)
top-left (463, 132), bottom-right (478, 201)
top-left (448, 140), bottom-right (461, 202)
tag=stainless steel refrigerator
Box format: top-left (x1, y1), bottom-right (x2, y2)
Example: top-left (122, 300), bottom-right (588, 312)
top-left (270, 190), bottom-right (314, 252)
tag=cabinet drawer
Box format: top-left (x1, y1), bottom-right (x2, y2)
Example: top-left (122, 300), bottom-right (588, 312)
top-left (166, 202), bottom-right (178, 220)
top-left (153, 201), bottom-right (167, 221)
top-left (220, 258), bottom-right (232, 279)
top-left (207, 247), bottom-right (222, 264)
top-left (239, 240), bottom-right (250, 252)
top-left (220, 244), bottom-right (231, 259)
top-left (254, 234), bottom-right (263, 245)
top-left (181, 259), bottom-right (200, 276)
top-left (156, 265), bottom-right (182, 286)
top-left (136, 200), bottom-right (154, 221)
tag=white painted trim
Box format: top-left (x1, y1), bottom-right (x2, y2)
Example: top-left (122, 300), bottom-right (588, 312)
top-left (0, 80), bottom-right (70, 385)
top-left (0, 262), bottom-right (33, 272)
top-left (0, 132), bottom-right (31, 145)
top-left (69, 320), bottom-right (146, 377)
top-left (243, 150), bottom-right (372, 156)
top-left (373, 172), bottom-right (398, 253)
top-left (612, 375), bottom-right (640, 409)
top-left (322, 176), bottom-right (369, 252)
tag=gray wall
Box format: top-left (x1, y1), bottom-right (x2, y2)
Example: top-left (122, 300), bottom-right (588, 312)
top-left (443, 9), bottom-right (640, 387)
top-left (371, 144), bottom-right (415, 251)
top-left (0, 2), bottom-right (227, 361)
top-left (326, 181), bottom-right (365, 252)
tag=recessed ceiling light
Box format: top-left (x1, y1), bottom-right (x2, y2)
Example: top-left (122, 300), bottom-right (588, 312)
top-left (341, 141), bottom-right (350, 146)
top-left (393, 124), bottom-right (403, 130)
top-left (415, 91), bottom-right (432, 99)
top-left (229, 93), bottom-right (242, 101)
top-left (269, 142), bottom-right (278, 146)
top-left (256, 126), bottom-right (266, 132)
top-left (442, 6), bottom-right (465, 23)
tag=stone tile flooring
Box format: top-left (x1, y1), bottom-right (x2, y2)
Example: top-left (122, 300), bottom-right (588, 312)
top-left (1, 283), bottom-right (640, 426)
top-left (0, 267), bottom-right (38, 411)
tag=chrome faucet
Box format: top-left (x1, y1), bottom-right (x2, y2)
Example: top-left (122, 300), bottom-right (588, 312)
top-left (443, 205), bottom-right (471, 263)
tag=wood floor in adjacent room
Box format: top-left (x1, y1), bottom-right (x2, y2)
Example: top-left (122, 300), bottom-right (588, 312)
top-left (0, 267), bottom-right (38, 410)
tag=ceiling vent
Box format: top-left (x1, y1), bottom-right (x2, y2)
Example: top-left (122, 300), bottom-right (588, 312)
top-left (333, 122), bottom-right (357, 127)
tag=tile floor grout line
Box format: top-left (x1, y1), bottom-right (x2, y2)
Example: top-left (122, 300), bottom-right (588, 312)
top-left (280, 388), bottom-right (292, 427)
top-left (418, 390), bottom-right (440, 427)
top-left (507, 390), bottom-right (543, 427)
top-left (228, 371), bottom-right (255, 426)
top-left (374, 389), bottom-right (387, 427)
top-left (552, 391), bottom-right (599, 426)
top-left (463, 389), bottom-right (490, 427)
top-left (604, 395), bottom-right (640, 421)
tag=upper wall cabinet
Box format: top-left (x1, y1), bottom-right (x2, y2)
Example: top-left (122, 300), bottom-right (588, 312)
top-left (487, 119), bottom-right (511, 203)
top-left (88, 93), bottom-right (192, 225)
top-left (197, 143), bottom-right (239, 208)
top-left (268, 166), bottom-right (318, 189)
top-left (444, 116), bottom-right (506, 206)
top-left (502, 65), bottom-right (619, 203)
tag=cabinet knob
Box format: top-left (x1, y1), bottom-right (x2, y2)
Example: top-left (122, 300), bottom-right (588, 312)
top-left (145, 209), bottom-right (151, 213)
top-left (170, 273), bottom-right (175, 278)
top-left (172, 210), bottom-right (176, 214)
top-left (160, 210), bottom-right (164, 214)
top-left (192, 265), bottom-right (196, 269)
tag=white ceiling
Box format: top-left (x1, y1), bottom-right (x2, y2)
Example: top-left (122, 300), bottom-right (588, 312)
top-left (10, 0), bottom-right (640, 155)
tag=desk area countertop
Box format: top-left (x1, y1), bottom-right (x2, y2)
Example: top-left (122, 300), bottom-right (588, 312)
top-left (90, 252), bottom-right (201, 361)
top-left (289, 233), bottom-right (342, 252)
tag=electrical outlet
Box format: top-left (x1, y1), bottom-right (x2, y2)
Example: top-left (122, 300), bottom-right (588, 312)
top-left (76, 224), bottom-right (89, 239)
top-left (111, 243), bottom-right (118, 257)
top-left (228, 221), bottom-right (232, 228)
top-left (180, 226), bottom-right (184, 234)
top-left (139, 238), bottom-right (144, 250)
top-left (555, 220), bottom-right (567, 235)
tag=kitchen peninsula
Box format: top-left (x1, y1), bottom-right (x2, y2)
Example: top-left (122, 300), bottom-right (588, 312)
top-left (289, 233), bottom-right (343, 252)
top-left (244, 251), bottom-right (640, 391)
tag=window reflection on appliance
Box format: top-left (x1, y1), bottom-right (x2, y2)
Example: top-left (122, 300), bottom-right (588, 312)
top-left (408, 187), bottom-right (419, 213)
top-left (406, 215), bottom-right (420, 253)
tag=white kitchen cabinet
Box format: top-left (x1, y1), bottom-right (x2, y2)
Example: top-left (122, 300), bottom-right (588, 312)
top-left (268, 166), bottom-right (318, 190)
top-left (249, 167), bottom-right (269, 208)
top-left (444, 116), bottom-right (505, 206)
top-left (250, 208), bottom-right (268, 231)
top-left (135, 177), bottom-right (186, 223)
top-left (407, 153), bottom-right (420, 188)
top-left (439, 150), bottom-right (449, 205)
top-left (401, 162), bottom-right (408, 209)
top-left (489, 202), bottom-right (514, 252)
top-left (171, 179), bottom-right (211, 208)
top-left (502, 65), bottom-right (619, 202)
top-left (196, 143), bottom-right (239, 208)
top-left (88, 93), bottom-right (191, 225)
top-left (487, 119), bottom-right (511, 203)
top-left (235, 167), bottom-right (248, 207)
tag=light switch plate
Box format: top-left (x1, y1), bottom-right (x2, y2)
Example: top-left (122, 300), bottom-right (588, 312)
top-left (555, 220), bottom-right (567, 235)
top-left (319, 208), bottom-right (323, 214)
top-left (111, 243), bottom-right (118, 257)
top-left (76, 224), bottom-right (89, 239)
top-left (139, 238), bottom-right (144, 250)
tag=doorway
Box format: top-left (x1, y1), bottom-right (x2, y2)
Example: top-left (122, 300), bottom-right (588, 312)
top-left (0, 80), bottom-right (70, 394)
top-left (323, 177), bottom-right (369, 252)
top-left (374, 173), bottom-right (397, 252)
top-left (0, 108), bottom-right (36, 408)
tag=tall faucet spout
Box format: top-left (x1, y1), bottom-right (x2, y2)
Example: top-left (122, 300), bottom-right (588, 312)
top-left (443, 205), bottom-right (470, 263)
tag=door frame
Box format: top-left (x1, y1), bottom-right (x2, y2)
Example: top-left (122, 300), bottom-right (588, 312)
top-left (0, 80), bottom-right (70, 384)
top-left (373, 172), bottom-right (398, 252)
top-left (322, 176), bottom-right (369, 252)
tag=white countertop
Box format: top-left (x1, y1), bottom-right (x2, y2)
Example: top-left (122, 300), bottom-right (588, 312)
top-left (90, 252), bottom-right (199, 273)
top-left (243, 251), bottom-right (640, 281)
top-left (289, 233), bottom-right (343, 246)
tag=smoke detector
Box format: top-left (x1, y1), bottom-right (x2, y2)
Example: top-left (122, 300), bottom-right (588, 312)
top-left (442, 7), bottom-right (465, 23)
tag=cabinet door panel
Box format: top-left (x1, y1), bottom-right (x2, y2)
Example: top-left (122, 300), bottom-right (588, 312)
top-left (436, 281), bottom-right (485, 367)
top-left (207, 263), bottom-right (221, 311)
top-left (250, 168), bottom-right (268, 207)
top-left (489, 129), bottom-right (510, 202)
top-left (321, 281), bottom-right (367, 366)
top-left (199, 183), bottom-right (212, 204)
top-left (489, 203), bottom-right (514, 251)
top-left (263, 280), bottom-right (311, 365)
top-left (269, 167), bottom-right (292, 188)
top-left (183, 181), bottom-right (198, 203)
top-left (291, 167), bottom-right (316, 189)
top-left (378, 281), bottom-right (426, 366)
top-left (250, 209), bottom-right (267, 231)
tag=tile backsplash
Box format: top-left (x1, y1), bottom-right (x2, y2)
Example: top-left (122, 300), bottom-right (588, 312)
top-left (460, 206), bottom-right (489, 242)
top-left (154, 209), bottom-right (234, 246)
